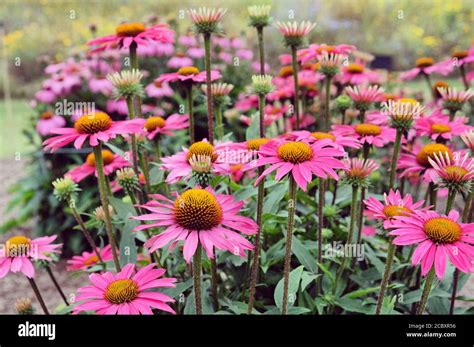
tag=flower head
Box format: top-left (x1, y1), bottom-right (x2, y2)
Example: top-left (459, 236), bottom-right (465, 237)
top-left (116, 167), bottom-right (140, 192)
top-left (398, 142), bottom-right (454, 183)
top-left (67, 150), bottom-right (130, 183)
top-left (364, 189), bottom-right (427, 228)
top-left (414, 113), bottom-right (469, 141)
top-left (298, 43), bottom-right (356, 64)
top-left (36, 112), bottom-right (66, 136)
top-left (140, 114), bottom-right (189, 140)
top-left (94, 205), bottom-right (114, 223)
top-left (429, 151), bottom-right (474, 192)
top-left (253, 138), bottom-right (346, 191)
top-left (400, 57), bottom-right (452, 81)
top-left (335, 95), bottom-right (352, 112)
top-left (248, 5), bottom-right (272, 28)
top-left (319, 52), bottom-right (345, 77)
top-left (437, 87), bottom-right (473, 112)
top-left (332, 123), bottom-right (396, 148)
top-left (107, 69), bottom-right (144, 99)
top-left (161, 140), bottom-right (230, 183)
top-left (158, 66), bottom-right (221, 84)
top-left (340, 158), bottom-right (378, 187)
top-left (345, 85), bottom-right (385, 111)
top-left (388, 210), bottom-right (474, 279)
top-left (201, 82), bottom-right (234, 106)
top-left (15, 298), bottom-right (34, 315)
top-left (133, 188), bottom-right (257, 262)
top-left (67, 245), bottom-right (113, 271)
top-left (52, 176), bottom-right (81, 203)
top-left (43, 111), bottom-right (144, 152)
top-left (383, 98), bottom-right (426, 131)
top-left (287, 130), bottom-right (361, 150)
top-left (88, 23), bottom-right (174, 53)
top-left (275, 21), bottom-right (316, 47)
top-left (188, 7), bottom-right (227, 35)
top-left (73, 263), bottom-right (176, 314)
top-left (0, 235), bottom-right (61, 279)
top-left (251, 74), bottom-right (274, 95)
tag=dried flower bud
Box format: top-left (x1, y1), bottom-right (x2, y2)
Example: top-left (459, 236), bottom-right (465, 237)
top-left (15, 298), bottom-right (35, 315)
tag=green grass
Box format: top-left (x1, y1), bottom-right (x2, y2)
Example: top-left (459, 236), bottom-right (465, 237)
top-left (0, 99), bottom-right (35, 159)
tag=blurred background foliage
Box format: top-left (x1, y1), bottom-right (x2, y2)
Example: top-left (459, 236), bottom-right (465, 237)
top-left (1, 0), bottom-right (473, 98)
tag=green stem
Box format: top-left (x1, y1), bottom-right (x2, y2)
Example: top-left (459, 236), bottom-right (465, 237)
top-left (449, 269), bottom-right (459, 315)
top-left (193, 244), bottom-right (203, 314)
top-left (389, 128), bottom-right (402, 189)
top-left (316, 178), bottom-right (325, 294)
top-left (185, 83), bottom-right (195, 143)
top-left (93, 144), bottom-right (121, 272)
top-left (45, 265), bottom-right (69, 305)
top-left (445, 189), bottom-right (456, 214)
top-left (154, 136), bottom-right (170, 197)
top-left (359, 109), bottom-right (366, 123)
top-left (203, 33), bottom-right (214, 144)
top-left (215, 105), bottom-right (224, 140)
top-left (416, 267), bottom-right (436, 314)
top-left (105, 176), bottom-right (113, 197)
top-left (333, 185), bottom-right (358, 294)
top-left (248, 93), bottom-right (267, 314)
top-left (429, 182), bottom-right (437, 210)
top-left (290, 45), bottom-right (300, 130)
top-left (27, 277), bottom-right (49, 315)
top-left (341, 110), bottom-right (346, 125)
top-left (70, 205), bottom-right (106, 270)
top-left (375, 239), bottom-right (397, 314)
top-left (324, 76), bottom-right (332, 131)
top-left (462, 190), bottom-right (473, 222)
top-left (125, 97), bottom-right (141, 177)
top-left (282, 176), bottom-right (297, 315)
top-left (139, 150), bottom-right (151, 195)
top-left (459, 65), bottom-right (470, 91)
top-left (448, 109), bottom-right (456, 122)
top-left (210, 257), bottom-right (219, 311)
top-left (423, 72), bottom-right (436, 101)
top-left (257, 26), bottom-right (265, 74)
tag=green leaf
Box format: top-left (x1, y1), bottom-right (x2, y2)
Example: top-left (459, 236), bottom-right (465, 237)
top-left (334, 297), bottom-right (374, 314)
top-left (119, 216), bottom-right (138, 267)
top-left (292, 237), bottom-right (317, 273)
top-left (109, 196), bottom-right (137, 220)
top-left (343, 286), bottom-right (381, 299)
top-left (161, 278), bottom-right (193, 299)
top-left (263, 180), bottom-right (288, 214)
top-left (245, 112), bottom-right (260, 140)
top-left (274, 265), bottom-right (304, 312)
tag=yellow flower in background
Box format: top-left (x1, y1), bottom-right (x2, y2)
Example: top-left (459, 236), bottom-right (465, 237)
top-left (4, 30), bottom-right (24, 47)
top-left (423, 36), bottom-right (438, 47)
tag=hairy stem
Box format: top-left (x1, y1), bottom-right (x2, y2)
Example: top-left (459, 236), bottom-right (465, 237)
top-left (375, 239), bottom-right (397, 314)
top-left (290, 45), bottom-right (300, 130)
top-left (282, 177), bottom-right (297, 315)
top-left (27, 277), bottom-right (49, 315)
top-left (389, 128), bottom-right (403, 189)
top-left (185, 83), bottom-right (195, 143)
top-left (93, 144), bottom-right (121, 272)
top-left (203, 33), bottom-right (214, 144)
top-left (45, 265), bottom-right (69, 305)
top-left (416, 267), bottom-right (436, 314)
top-left (193, 244), bottom-right (203, 314)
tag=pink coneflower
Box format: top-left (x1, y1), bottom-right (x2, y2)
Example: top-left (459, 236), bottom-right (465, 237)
top-left (279, 54), bottom-right (293, 65)
top-left (67, 245), bottom-right (113, 271)
top-left (275, 21), bottom-right (316, 39)
top-left (66, 150), bottom-right (130, 182)
top-left (345, 85), bottom-right (385, 107)
top-left (167, 53), bottom-right (194, 69)
top-left (179, 35), bottom-right (198, 47)
top-left (364, 189), bottom-right (426, 228)
top-left (362, 226), bottom-right (377, 237)
top-left (437, 87), bottom-right (474, 111)
top-left (88, 77), bottom-right (114, 96)
top-left (188, 7), bottom-right (228, 29)
top-left (43, 111), bottom-right (144, 152)
top-left (73, 263), bottom-right (176, 314)
top-left (145, 79), bottom-right (174, 98)
top-left (388, 210), bottom-right (474, 279)
top-left (133, 187), bottom-right (257, 261)
top-left (253, 138), bottom-right (346, 191)
top-left (288, 130), bottom-right (362, 149)
top-left (461, 130), bottom-right (474, 151)
top-left (136, 41), bottom-right (175, 57)
top-left (161, 140), bottom-right (230, 183)
top-left (35, 88), bottom-right (57, 103)
top-left (0, 235), bottom-right (61, 279)
top-left (414, 114), bottom-right (470, 141)
top-left (240, 104), bottom-right (287, 127)
top-left (140, 114), bottom-right (189, 140)
top-left (36, 111), bottom-right (66, 136)
top-left (42, 73), bottom-right (82, 96)
top-left (428, 151), bottom-right (474, 187)
top-left (341, 157), bottom-right (379, 179)
top-left (87, 23), bottom-right (174, 53)
top-left (187, 47), bottom-right (205, 59)
top-left (398, 142), bottom-right (454, 183)
top-left (298, 43), bottom-right (356, 63)
top-left (157, 66), bottom-right (221, 84)
top-left (337, 61), bottom-right (380, 85)
top-left (332, 123), bottom-right (396, 147)
top-left (400, 57), bottom-right (452, 81)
